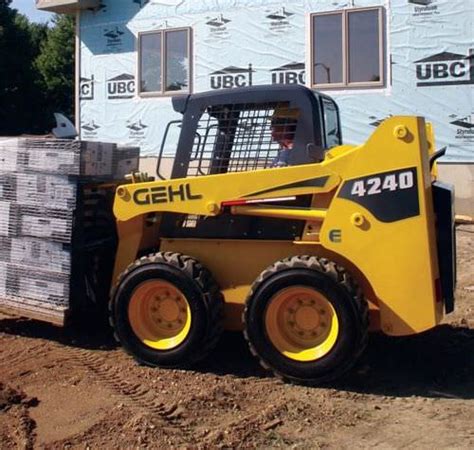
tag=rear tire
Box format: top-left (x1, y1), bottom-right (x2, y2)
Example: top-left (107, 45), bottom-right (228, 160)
top-left (110, 252), bottom-right (224, 368)
top-left (244, 256), bottom-right (368, 385)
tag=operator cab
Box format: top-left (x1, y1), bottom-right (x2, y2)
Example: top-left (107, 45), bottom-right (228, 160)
top-left (157, 85), bottom-right (342, 180)
top-left (156, 85), bottom-right (342, 240)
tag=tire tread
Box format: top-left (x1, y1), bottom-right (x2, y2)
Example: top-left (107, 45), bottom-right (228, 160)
top-left (243, 255), bottom-right (369, 385)
top-left (109, 252), bottom-right (224, 367)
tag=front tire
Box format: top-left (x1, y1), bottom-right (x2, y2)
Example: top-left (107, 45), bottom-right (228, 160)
top-left (244, 256), bottom-right (368, 385)
top-left (110, 252), bottom-right (223, 368)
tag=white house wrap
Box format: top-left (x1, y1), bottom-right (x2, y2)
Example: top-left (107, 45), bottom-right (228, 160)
top-left (77, 0), bottom-right (473, 161)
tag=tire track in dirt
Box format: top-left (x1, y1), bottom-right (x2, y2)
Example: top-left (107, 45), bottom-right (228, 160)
top-left (16, 407), bottom-right (37, 450)
top-left (0, 331), bottom-right (193, 441)
top-left (72, 350), bottom-right (166, 414)
top-left (50, 344), bottom-right (293, 446)
top-left (0, 383), bottom-right (37, 450)
top-left (74, 350), bottom-right (197, 442)
top-left (196, 398), bottom-right (289, 447)
top-left (44, 344), bottom-right (193, 439)
top-left (0, 342), bottom-right (49, 370)
top-left (178, 380), bottom-right (293, 446)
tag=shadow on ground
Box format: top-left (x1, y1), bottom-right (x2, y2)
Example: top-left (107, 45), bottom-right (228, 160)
top-left (0, 315), bottom-right (117, 351)
top-left (343, 324), bottom-right (474, 399)
top-left (1, 317), bottom-right (473, 399)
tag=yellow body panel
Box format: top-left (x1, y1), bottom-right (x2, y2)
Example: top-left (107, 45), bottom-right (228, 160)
top-left (113, 117), bottom-right (445, 337)
top-left (113, 214), bottom-right (161, 282)
top-left (317, 117), bottom-right (443, 334)
top-left (159, 239), bottom-right (381, 331)
top-left (160, 239), bottom-right (322, 330)
top-left (114, 166), bottom-right (341, 220)
top-left (113, 216), bottom-right (145, 283)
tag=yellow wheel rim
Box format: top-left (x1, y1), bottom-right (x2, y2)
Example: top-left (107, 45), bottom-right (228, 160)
top-left (128, 280), bottom-right (191, 350)
top-left (265, 286), bottom-right (339, 362)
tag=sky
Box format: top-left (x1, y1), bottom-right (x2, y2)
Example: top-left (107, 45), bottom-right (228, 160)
top-left (10, 0), bottom-right (54, 23)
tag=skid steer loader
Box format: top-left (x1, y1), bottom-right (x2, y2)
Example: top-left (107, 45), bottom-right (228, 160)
top-left (109, 85), bottom-right (456, 384)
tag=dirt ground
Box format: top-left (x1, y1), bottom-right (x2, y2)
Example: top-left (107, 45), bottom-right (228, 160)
top-left (1, 227), bottom-right (473, 449)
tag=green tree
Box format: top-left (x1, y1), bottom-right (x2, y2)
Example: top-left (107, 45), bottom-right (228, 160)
top-left (36, 15), bottom-right (75, 124)
top-left (0, 4), bottom-right (74, 135)
top-left (0, 0), bottom-right (28, 134)
top-left (15, 14), bottom-right (49, 133)
top-left (0, 1), bottom-right (49, 134)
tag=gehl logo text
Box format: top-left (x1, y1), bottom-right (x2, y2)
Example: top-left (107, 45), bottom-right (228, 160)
top-left (133, 183), bottom-right (203, 205)
top-left (415, 49), bottom-right (474, 87)
top-left (210, 64), bottom-right (254, 89)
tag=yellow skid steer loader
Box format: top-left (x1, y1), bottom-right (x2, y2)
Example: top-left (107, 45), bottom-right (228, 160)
top-left (109, 85), bottom-right (456, 384)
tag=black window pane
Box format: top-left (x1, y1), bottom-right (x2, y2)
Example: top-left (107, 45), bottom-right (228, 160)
top-left (348, 10), bottom-right (380, 83)
top-left (165, 30), bottom-right (189, 91)
top-left (140, 33), bottom-right (162, 92)
top-left (313, 14), bottom-right (343, 84)
top-left (322, 98), bottom-right (341, 148)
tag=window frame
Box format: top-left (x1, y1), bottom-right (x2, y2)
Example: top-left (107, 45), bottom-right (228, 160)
top-left (319, 94), bottom-right (343, 149)
top-left (310, 7), bottom-right (385, 90)
top-left (137, 27), bottom-right (193, 98)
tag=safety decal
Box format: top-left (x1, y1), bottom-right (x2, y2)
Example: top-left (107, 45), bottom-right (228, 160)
top-left (337, 168), bottom-right (420, 222)
top-left (244, 176), bottom-right (329, 197)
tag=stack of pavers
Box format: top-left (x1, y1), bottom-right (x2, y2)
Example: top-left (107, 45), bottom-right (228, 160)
top-left (0, 138), bottom-right (139, 325)
top-left (114, 145), bottom-right (140, 179)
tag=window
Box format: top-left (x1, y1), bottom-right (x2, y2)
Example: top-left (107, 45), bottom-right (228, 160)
top-left (311, 8), bottom-right (384, 88)
top-left (185, 102), bottom-right (298, 176)
top-left (138, 28), bottom-right (191, 96)
top-left (321, 97), bottom-right (341, 148)
top-left (157, 102), bottom-right (302, 180)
